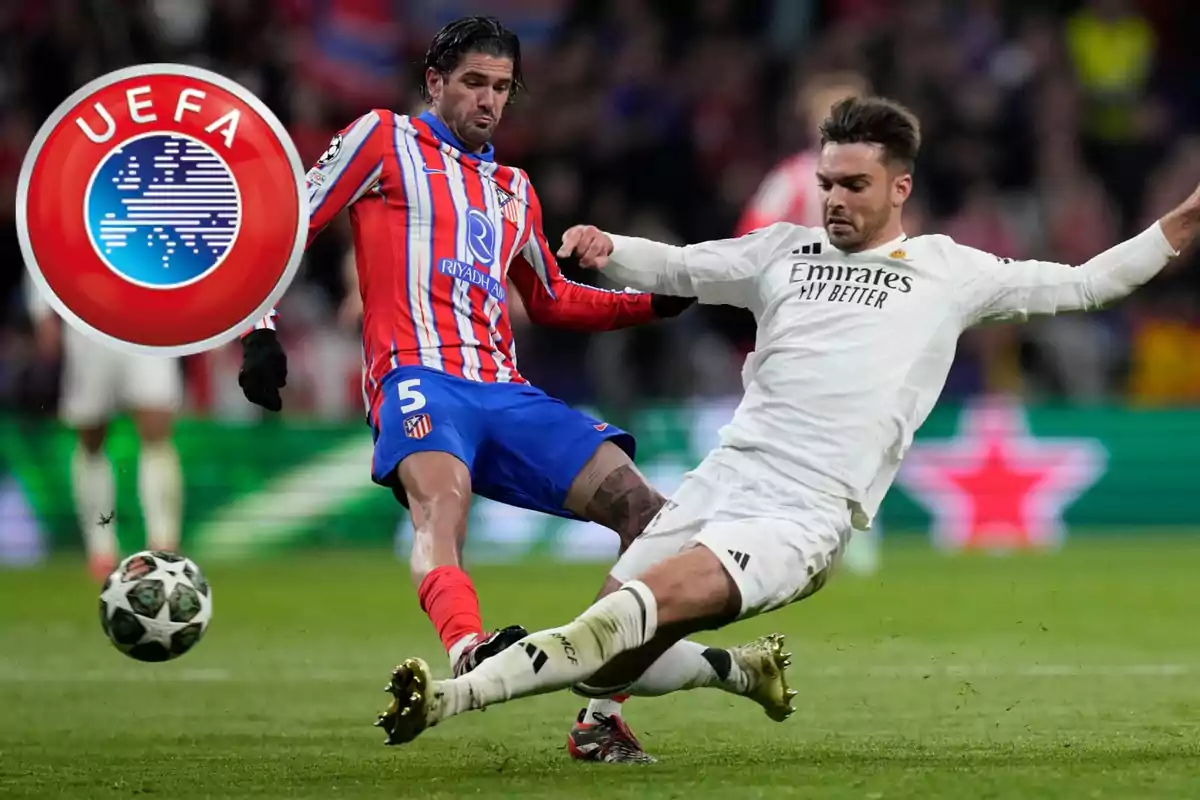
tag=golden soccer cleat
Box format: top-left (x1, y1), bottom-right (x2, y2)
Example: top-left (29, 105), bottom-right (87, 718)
top-left (729, 632), bottom-right (797, 722)
top-left (374, 657), bottom-right (435, 746)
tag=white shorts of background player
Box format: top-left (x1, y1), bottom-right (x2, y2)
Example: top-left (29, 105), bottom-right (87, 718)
top-left (59, 325), bottom-right (182, 426)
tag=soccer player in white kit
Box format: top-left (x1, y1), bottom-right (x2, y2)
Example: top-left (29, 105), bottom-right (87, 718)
top-left (374, 95), bottom-right (1200, 749)
top-left (734, 68), bottom-right (884, 577)
top-left (27, 282), bottom-right (184, 582)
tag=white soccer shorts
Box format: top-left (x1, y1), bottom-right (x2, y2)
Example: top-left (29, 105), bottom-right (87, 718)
top-left (59, 326), bottom-right (182, 426)
top-left (609, 448), bottom-right (853, 620)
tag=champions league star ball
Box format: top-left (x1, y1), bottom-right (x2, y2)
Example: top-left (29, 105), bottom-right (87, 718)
top-left (99, 551), bottom-right (213, 662)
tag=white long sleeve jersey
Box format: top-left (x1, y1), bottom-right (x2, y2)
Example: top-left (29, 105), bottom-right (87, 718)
top-left (605, 221), bottom-right (1179, 530)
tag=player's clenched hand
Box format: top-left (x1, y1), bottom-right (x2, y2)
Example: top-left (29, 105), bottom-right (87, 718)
top-left (557, 225), bottom-right (613, 269)
top-left (239, 329), bottom-right (288, 412)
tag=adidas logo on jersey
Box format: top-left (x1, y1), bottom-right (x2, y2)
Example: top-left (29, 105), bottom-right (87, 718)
top-left (727, 550), bottom-right (751, 570)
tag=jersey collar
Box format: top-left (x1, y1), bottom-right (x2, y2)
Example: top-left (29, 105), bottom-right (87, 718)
top-left (418, 111), bottom-right (496, 162)
top-left (833, 232), bottom-right (909, 258)
top-left (868, 232), bottom-right (909, 255)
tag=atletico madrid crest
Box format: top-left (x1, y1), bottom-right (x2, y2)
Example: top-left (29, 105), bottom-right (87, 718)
top-left (497, 188), bottom-right (521, 225)
top-left (16, 64), bottom-right (308, 356)
top-left (404, 413), bottom-right (432, 440)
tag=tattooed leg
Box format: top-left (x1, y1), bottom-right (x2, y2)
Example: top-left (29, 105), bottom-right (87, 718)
top-left (560, 443), bottom-right (744, 765)
top-left (564, 442), bottom-right (666, 553)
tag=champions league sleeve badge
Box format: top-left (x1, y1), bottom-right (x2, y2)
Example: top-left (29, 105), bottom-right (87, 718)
top-left (16, 64), bottom-right (309, 356)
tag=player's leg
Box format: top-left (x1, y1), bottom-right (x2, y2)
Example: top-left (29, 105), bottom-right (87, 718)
top-left (572, 536), bottom-right (802, 706)
top-left (375, 480), bottom-right (850, 746)
top-left (372, 368), bottom-right (527, 675)
top-left (564, 445), bottom-right (778, 762)
top-left (60, 329), bottom-right (120, 581)
top-left (573, 489), bottom-right (848, 703)
top-left (123, 354), bottom-right (184, 553)
top-left (564, 567), bottom-right (758, 763)
top-left (562, 451), bottom-right (749, 761)
top-left (394, 450), bottom-right (487, 668)
top-left (842, 524), bottom-right (881, 576)
top-left (130, 406), bottom-right (182, 552)
top-left (572, 509), bottom-right (771, 705)
top-left (72, 423), bottom-right (118, 581)
top-left (560, 441), bottom-right (664, 757)
top-left (468, 391), bottom-right (716, 760)
top-left (562, 440), bottom-right (666, 553)
top-left (376, 544), bottom-right (773, 745)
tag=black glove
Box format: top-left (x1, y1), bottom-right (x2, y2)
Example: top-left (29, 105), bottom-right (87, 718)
top-left (238, 329), bottom-right (288, 412)
top-left (651, 295), bottom-right (697, 318)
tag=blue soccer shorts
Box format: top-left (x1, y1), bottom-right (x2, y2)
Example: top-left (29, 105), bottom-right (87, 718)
top-left (370, 365), bottom-right (635, 520)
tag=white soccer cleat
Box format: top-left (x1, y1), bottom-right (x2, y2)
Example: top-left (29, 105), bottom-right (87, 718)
top-left (728, 633), bottom-right (797, 722)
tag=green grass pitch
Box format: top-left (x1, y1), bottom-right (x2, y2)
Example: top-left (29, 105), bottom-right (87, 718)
top-left (2, 537), bottom-right (1199, 799)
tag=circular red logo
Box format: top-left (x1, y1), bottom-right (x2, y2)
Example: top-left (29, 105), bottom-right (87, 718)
top-left (16, 64), bottom-right (308, 356)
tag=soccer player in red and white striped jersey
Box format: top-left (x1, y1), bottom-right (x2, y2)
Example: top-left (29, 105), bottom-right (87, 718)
top-left (239, 16), bottom-right (745, 764)
top-left (250, 104), bottom-right (668, 408)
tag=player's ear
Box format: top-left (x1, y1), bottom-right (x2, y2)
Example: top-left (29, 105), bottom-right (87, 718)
top-left (425, 68), bottom-right (443, 102)
top-left (891, 172), bottom-right (912, 208)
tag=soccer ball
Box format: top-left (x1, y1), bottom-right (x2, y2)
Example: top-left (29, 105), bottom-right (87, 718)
top-left (99, 550), bottom-right (213, 662)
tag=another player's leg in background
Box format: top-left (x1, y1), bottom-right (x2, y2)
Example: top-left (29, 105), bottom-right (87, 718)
top-left (71, 423), bottom-right (119, 582)
top-left (842, 524), bottom-right (881, 576)
top-left (377, 543), bottom-right (795, 745)
top-left (398, 452), bottom-right (526, 676)
top-left (559, 443), bottom-right (765, 763)
top-left (58, 325), bottom-right (121, 582)
top-left (131, 407), bottom-right (182, 553)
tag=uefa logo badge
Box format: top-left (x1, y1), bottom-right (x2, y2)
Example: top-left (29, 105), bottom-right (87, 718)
top-left (16, 64), bottom-right (309, 356)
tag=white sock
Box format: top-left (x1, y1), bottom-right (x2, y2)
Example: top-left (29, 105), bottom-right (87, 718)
top-left (843, 527), bottom-right (880, 575)
top-left (625, 639), bottom-right (750, 696)
top-left (579, 639), bottom-right (749, 720)
top-left (447, 633), bottom-right (478, 669)
top-left (71, 445), bottom-right (117, 560)
top-left (138, 441), bottom-right (182, 552)
top-left (582, 696), bottom-right (625, 720)
top-left (432, 581), bottom-right (658, 724)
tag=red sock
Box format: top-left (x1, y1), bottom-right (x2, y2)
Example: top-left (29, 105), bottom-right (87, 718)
top-left (611, 694), bottom-right (630, 703)
top-left (417, 566), bottom-right (484, 653)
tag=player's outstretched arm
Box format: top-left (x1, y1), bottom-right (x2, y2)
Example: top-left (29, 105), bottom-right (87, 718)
top-left (508, 184), bottom-right (693, 331)
top-left (960, 182), bottom-right (1200, 324)
top-left (560, 223), bottom-right (793, 311)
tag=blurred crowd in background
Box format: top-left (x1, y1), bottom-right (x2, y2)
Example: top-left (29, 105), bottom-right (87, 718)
top-left (2, 0), bottom-right (1199, 421)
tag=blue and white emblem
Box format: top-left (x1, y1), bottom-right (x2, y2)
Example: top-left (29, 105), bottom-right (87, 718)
top-left (85, 132), bottom-right (241, 289)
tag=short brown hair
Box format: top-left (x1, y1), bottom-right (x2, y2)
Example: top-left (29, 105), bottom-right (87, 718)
top-left (818, 96), bottom-right (922, 171)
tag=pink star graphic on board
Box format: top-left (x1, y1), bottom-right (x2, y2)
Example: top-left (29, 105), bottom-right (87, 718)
top-left (897, 398), bottom-right (1108, 552)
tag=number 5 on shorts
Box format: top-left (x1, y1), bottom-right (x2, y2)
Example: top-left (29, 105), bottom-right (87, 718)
top-left (397, 379), bottom-right (426, 414)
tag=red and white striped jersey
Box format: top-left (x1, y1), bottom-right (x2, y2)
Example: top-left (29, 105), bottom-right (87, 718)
top-left (734, 150), bottom-right (823, 236)
top-left (252, 109), bottom-right (658, 419)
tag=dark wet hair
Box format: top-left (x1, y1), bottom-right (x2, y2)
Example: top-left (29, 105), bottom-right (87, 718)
top-left (819, 96), bottom-right (922, 172)
top-left (421, 16), bottom-right (524, 102)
